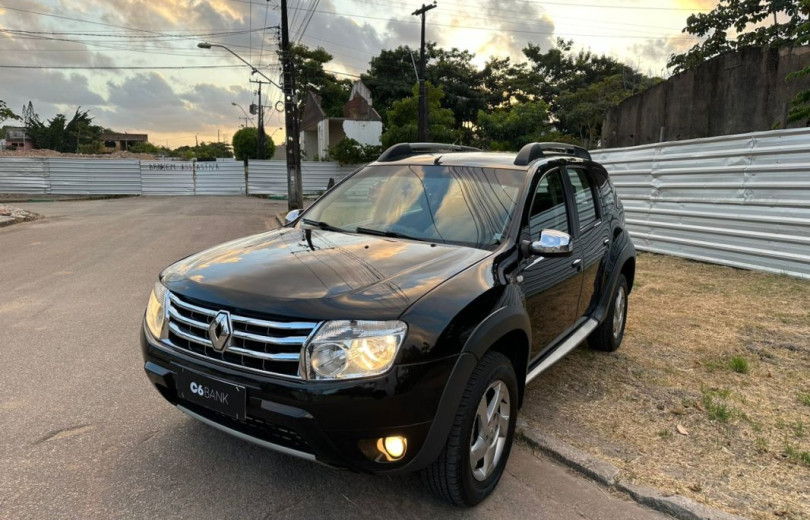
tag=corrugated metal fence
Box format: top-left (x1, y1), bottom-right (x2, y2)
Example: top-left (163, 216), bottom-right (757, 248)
top-left (248, 161), bottom-right (358, 195)
top-left (591, 128), bottom-right (810, 279)
top-left (0, 159), bottom-right (353, 197)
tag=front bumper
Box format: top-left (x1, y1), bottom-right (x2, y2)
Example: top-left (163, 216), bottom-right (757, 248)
top-left (141, 327), bottom-right (458, 474)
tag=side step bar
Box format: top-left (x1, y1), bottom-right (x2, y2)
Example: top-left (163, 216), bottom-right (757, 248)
top-left (525, 318), bottom-right (599, 384)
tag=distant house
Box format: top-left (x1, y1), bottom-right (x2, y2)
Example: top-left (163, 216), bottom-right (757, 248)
top-left (299, 80), bottom-right (383, 160)
top-left (101, 132), bottom-right (148, 151)
top-left (2, 126), bottom-right (33, 150)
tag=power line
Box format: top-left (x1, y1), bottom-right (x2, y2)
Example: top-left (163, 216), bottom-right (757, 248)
top-left (0, 65), bottom-right (248, 70)
top-left (228, 0), bottom-right (711, 12)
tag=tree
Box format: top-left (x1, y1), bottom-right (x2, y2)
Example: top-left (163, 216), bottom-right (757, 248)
top-left (362, 46), bottom-right (422, 124)
top-left (518, 39), bottom-right (656, 140)
top-left (232, 127), bottom-right (275, 161)
top-left (380, 82), bottom-right (457, 148)
top-left (668, 1), bottom-right (808, 73)
top-left (364, 44), bottom-right (485, 128)
top-left (475, 100), bottom-right (553, 151)
top-left (0, 100), bottom-right (20, 128)
top-left (424, 47), bottom-right (485, 128)
top-left (788, 0), bottom-right (810, 124)
top-left (289, 44), bottom-right (352, 119)
top-left (480, 56), bottom-right (534, 109)
top-left (329, 137), bottom-right (382, 165)
top-left (556, 75), bottom-right (634, 148)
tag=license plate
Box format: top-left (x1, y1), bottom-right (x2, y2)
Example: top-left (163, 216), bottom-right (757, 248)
top-left (176, 368), bottom-right (246, 420)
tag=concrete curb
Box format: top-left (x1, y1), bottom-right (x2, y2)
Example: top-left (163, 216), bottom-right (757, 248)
top-left (515, 419), bottom-right (748, 520)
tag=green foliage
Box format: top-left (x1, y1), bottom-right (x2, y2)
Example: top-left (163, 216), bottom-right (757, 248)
top-left (329, 137), bottom-right (382, 165)
top-left (476, 100), bottom-right (552, 151)
top-left (799, 393), bottom-right (810, 406)
top-left (174, 141), bottom-right (233, 161)
top-left (0, 100), bottom-right (20, 127)
top-left (556, 75), bottom-right (638, 148)
top-left (788, 0), bottom-right (810, 124)
top-left (23, 103), bottom-right (104, 153)
top-left (289, 44), bottom-right (352, 118)
top-left (380, 82), bottom-right (457, 148)
top-left (231, 127), bottom-right (274, 161)
top-left (525, 40), bottom-right (658, 142)
top-left (668, 1), bottom-right (808, 73)
top-left (728, 356), bottom-right (750, 374)
top-left (363, 44), bottom-right (485, 128)
top-left (130, 141), bottom-right (172, 155)
top-left (784, 444), bottom-right (810, 466)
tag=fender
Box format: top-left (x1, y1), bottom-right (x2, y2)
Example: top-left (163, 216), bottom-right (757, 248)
top-left (590, 240), bottom-right (636, 324)
top-left (391, 304), bottom-right (531, 473)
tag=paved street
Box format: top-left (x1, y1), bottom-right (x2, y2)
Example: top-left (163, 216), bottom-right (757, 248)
top-left (0, 197), bottom-right (669, 520)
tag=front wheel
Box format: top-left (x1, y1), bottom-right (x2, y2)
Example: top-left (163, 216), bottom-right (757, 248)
top-left (422, 351), bottom-right (518, 506)
top-left (588, 273), bottom-right (629, 352)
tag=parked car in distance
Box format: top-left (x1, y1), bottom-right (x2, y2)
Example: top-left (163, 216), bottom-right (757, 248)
top-left (140, 141), bottom-right (635, 506)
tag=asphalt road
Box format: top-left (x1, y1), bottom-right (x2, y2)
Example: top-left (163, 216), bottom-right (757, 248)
top-left (0, 197), bottom-right (670, 520)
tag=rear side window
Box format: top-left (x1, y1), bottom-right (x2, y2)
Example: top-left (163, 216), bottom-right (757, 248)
top-left (529, 169), bottom-right (569, 238)
top-left (566, 167), bottom-right (598, 229)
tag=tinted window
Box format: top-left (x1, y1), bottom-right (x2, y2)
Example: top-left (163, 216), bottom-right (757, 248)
top-left (529, 169), bottom-right (568, 238)
top-left (566, 167), bottom-right (598, 228)
top-left (304, 165), bottom-right (524, 249)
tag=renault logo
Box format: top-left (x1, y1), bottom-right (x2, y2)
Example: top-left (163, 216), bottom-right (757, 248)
top-left (208, 311), bottom-right (233, 352)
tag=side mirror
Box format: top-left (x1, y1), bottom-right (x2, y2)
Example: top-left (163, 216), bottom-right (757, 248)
top-left (284, 209), bottom-right (301, 224)
top-left (522, 229), bottom-right (573, 257)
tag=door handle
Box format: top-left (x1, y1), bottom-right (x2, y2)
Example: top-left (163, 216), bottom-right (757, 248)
top-left (603, 238), bottom-right (610, 246)
top-left (572, 259), bottom-right (582, 268)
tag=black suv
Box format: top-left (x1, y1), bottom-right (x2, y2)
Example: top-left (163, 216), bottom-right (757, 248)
top-left (141, 142), bottom-right (635, 506)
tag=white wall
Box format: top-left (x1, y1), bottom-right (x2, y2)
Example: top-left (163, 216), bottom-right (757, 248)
top-left (343, 120), bottom-right (382, 146)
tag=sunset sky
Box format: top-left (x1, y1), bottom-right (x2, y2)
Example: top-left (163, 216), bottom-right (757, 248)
top-left (0, 0), bottom-right (720, 147)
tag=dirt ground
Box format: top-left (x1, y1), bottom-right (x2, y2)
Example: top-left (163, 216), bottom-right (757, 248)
top-left (0, 149), bottom-right (157, 159)
top-left (523, 253), bottom-right (810, 520)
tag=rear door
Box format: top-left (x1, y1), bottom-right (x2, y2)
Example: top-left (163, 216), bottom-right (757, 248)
top-left (564, 165), bottom-right (611, 317)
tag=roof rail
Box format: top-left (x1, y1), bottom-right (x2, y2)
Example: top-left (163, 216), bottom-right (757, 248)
top-left (377, 142), bottom-right (480, 162)
top-left (513, 142), bottom-right (591, 166)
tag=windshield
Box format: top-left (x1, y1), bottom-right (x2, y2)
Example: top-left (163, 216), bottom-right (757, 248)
top-left (302, 164), bottom-right (524, 249)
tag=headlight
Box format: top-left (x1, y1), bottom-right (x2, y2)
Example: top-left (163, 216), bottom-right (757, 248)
top-left (302, 320), bottom-right (407, 380)
top-left (145, 281), bottom-right (169, 340)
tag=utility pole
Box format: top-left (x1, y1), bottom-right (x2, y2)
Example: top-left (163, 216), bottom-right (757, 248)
top-left (281, 0), bottom-right (303, 210)
top-left (251, 80), bottom-right (268, 160)
top-left (412, 2), bottom-right (436, 142)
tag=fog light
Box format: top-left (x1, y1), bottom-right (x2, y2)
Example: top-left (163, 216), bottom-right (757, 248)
top-left (377, 436), bottom-right (407, 461)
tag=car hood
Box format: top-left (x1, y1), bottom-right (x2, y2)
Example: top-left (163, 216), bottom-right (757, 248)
top-left (161, 227), bottom-right (490, 321)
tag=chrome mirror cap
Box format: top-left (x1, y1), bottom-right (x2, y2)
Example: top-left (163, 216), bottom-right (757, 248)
top-left (531, 229), bottom-right (573, 256)
top-left (284, 209), bottom-right (301, 224)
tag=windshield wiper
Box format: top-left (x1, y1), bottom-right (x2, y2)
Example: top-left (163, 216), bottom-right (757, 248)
top-left (302, 218), bottom-right (344, 232)
top-left (355, 226), bottom-right (422, 241)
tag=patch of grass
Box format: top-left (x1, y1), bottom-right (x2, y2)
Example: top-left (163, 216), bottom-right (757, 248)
top-left (728, 356), bottom-right (749, 374)
top-left (658, 429), bottom-right (673, 439)
top-left (784, 444), bottom-right (810, 467)
top-left (799, 393), bottom-right (810, 407)
top-left (702, 394), bottom-right (732, 422)
top-left (791, 421), bottom-right (805, 439)
top-left (755, 437), bottom-right (768, 453)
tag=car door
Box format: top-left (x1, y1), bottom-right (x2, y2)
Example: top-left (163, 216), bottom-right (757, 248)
top-left (520, 167), bottom-right (583, 362)
top-left (564, 164), bottom-right (611, 317)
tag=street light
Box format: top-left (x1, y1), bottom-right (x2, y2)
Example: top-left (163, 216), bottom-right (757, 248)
top-left (198, 41), bottom-right (279, 160)
top-left (197, 42), bottom-right (281, 89)
top-left (231, 102), bottom-right (254, 127)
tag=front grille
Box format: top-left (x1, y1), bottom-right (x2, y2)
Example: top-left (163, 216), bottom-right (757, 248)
top-left (165, 292), bottom-right (318, 379)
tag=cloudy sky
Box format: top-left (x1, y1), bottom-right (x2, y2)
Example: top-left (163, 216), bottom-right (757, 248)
top-left (0, 0), bottom-right (717, 147)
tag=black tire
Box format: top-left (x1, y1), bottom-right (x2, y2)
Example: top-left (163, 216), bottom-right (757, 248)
top-left (422, 351), bottom-right (518, 506)
top-left (588, 273), bottom-right (629, 352)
